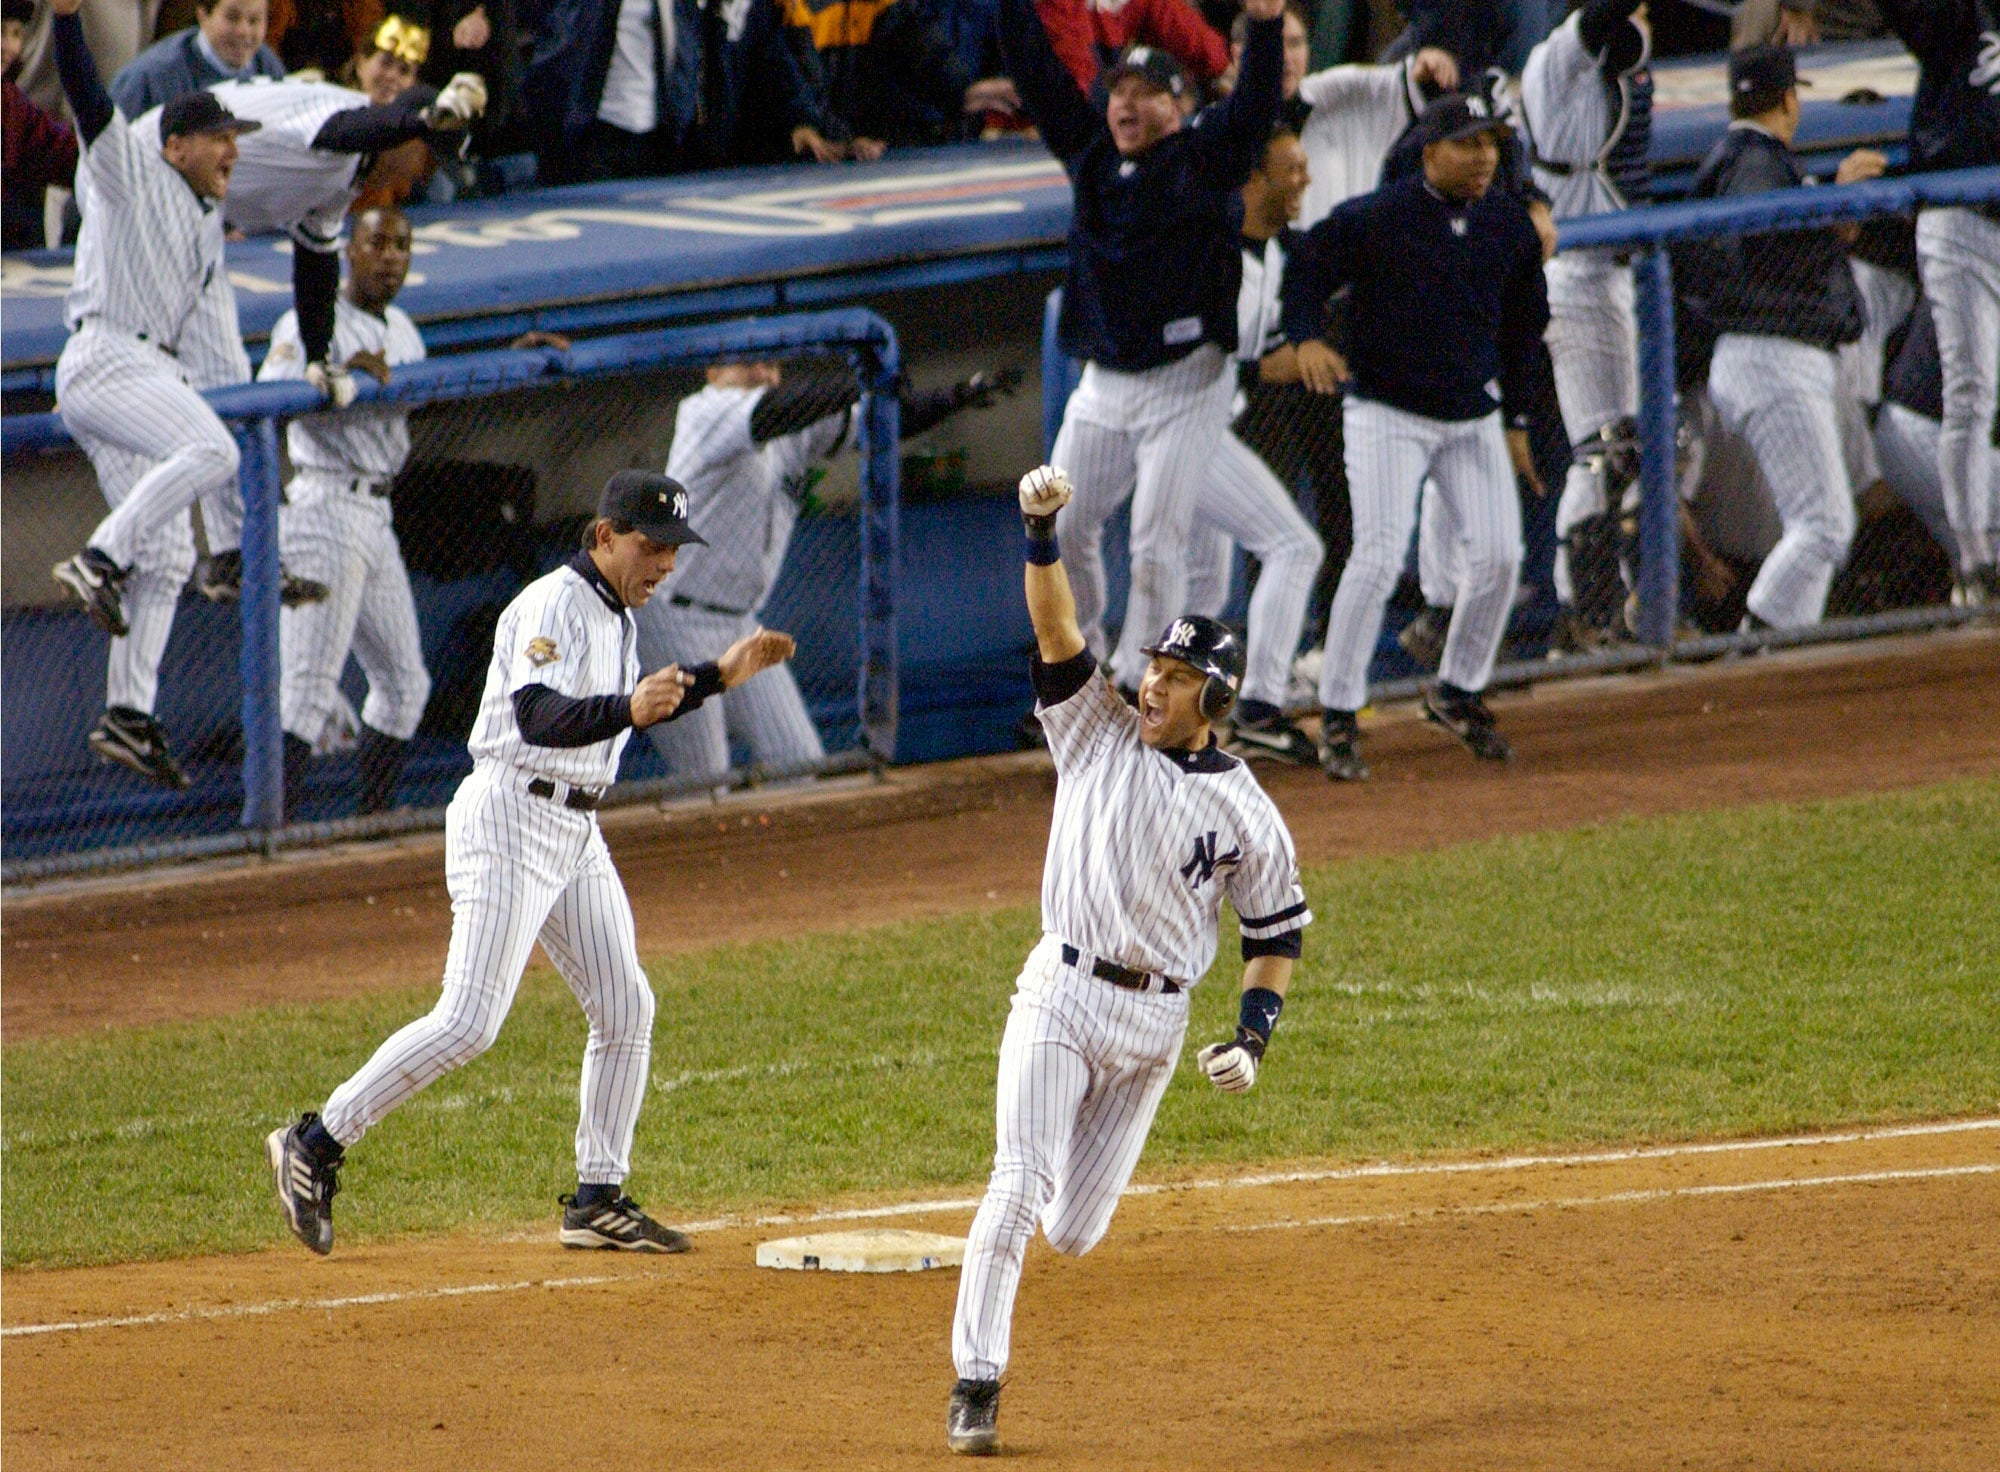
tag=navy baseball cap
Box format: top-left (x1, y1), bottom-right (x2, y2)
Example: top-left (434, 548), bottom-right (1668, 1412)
top-left (161, 91), bottom-right (262, 140)
top-left (598, 470), bottom-right (706, 548)
top-left (1730, 44), bottom-right (1809, 109)
top-left (1419, 91), bottom-right (1510, 147)
top-left (1104, 45), bottom-right (1186, 100)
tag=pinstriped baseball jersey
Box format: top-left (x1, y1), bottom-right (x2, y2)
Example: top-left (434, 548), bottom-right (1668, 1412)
top-left (662, 384), bottom-right (852, 614)
top-left (1521, 12), bottom-right (1643, 220)
top-left (469, 567), bottom-right (639, 788)
top-left (63, 108), bottom-right (226, 344)
top-left (259, 299), bottom-right (426, 476)
top-left (204, 78), bottom-right (371, 247)
top-left (1235, 234), bottom-right (1289, 366)
top-left (1037, 665), bottom-right (1310, 983)
top-left (1294, 60), bottom-right (1419, 229)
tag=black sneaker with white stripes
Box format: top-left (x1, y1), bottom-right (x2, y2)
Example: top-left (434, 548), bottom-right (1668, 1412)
top-left (946, 1377), bottom-right (1001, 1456)
top-left (90, 706), bottom-right (191, 790)
top-left (266, 1112), bottom-right (342, 1255)
top-left (1396, 604), bottom-right (1451, 670)
top-left (1318, 709), bottom-right (1368, 782)
top-left (51, 546), bottom-right (129, 637)
top-left (197, 549), bottom-right (331, 608)
top-left (1227, 706), bottom-right (1318, 766)
top-left (558, 1192), bottom-right (691, 1253)
top-left (1421, 684), bottom-right (1513, 764)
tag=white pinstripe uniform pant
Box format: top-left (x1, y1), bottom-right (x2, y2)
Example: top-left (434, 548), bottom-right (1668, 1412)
top-left (1050, 346), bottom-right (1236, 688)
top-left (56, 323), bottom-right (242, 570)
top-left (278, 471), bottom-right (431, 746)
top-left (1835, 259), bottom-right (1919, 496)
top-left (320, 767), bottom-right (657, 1184)
top-left (1916, 207), bottom-right (2000, 574)
top-left (1182, 432), bottom-right (1324, 708)
top-left (1320, 399), bottom-right (1522, 712)
top-left (1707, 334), bottom-right (1854, 628)
top-left (952, 935), bottom-right (1189, 1381)
top-left (635, 600), bottom-right (824, 786)
top-left (1874, 402), bottom-right (1953, 557)
top-left (1545, 253), bottom-right (1638, 605)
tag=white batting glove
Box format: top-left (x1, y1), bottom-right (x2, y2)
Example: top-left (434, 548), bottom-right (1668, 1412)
top-left (431, 72), bottom-right (489, 126)
top-left (304, 361), bottom-right (358, 409)
top-left (1019, 464), bottom-right (1073, 517)
top-left (1196, 1038), bottom-right (1260, 1093)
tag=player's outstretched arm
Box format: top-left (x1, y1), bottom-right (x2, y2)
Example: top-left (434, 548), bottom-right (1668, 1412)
top-left (48, 0), bottom-right (116, 146)
top-left (716, 628), bottom-right (798, 689)
top-left (1019, 465), bottom-right (1087, 664)
top-left (1196, 955), bottom-right (1292, 1094)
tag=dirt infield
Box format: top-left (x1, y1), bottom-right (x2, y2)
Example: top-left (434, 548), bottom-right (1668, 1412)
top-left (6, 628), bottom-right (1999, 1038)
top-left (5, 629), bottom-right (2000, 1469)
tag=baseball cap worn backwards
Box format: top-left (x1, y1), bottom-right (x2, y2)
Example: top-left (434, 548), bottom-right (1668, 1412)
top-left (161, 91), bottom-right (262, 140)
top-left (599, 470), bottom-right (707, 548)
top-left (1420, 92), bottom-right (1509, 147)
top-left (1730, 44), bottom-right (1808, 107)
top-left (1105, 45), bottom-right (1186, 100)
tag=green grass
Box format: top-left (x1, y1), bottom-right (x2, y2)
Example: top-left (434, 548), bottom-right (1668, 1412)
top-left (6, 778), bottom-right (1998, 1270)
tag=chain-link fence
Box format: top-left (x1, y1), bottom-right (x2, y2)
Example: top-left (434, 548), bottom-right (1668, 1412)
top-left (1040, 165), bottom-right (1999, 709)
top-left (1, 310), bottom-right (905, 881)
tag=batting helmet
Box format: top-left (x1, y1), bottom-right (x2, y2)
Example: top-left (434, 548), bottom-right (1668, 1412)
top-left (1142, 615), bottom-right (1245, 722)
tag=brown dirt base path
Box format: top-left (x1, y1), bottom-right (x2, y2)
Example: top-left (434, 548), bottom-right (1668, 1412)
top-left (6, 627), bottom-right (1999, 1038)
top-left (4, 1120), bottom-right (1997, 1469)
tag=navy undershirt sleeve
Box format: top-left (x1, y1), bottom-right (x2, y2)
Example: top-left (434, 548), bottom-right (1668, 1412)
top-left (52, 15), bottom-right (114, 145)
top-left (1032, 649), bottom-right (1097, 706)
top-left (513, 685), bottom-right (634, 747)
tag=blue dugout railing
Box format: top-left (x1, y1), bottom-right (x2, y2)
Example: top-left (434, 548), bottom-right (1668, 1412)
top-left (0, 307), bottom-right (903, 857)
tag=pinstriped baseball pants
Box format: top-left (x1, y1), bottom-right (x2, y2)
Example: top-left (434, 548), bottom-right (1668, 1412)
top-left (1183, 432), bottom-right (1324, 707)
top-left (952, 935), bottom-right (1189, 1381)
top-left (1050, 347), bottom-right (1236, 689)
top-left (321, 767), bottom-right (656, 1184)
top-left (1320, 399), bottom-right (1521, 712)
top-left (1708, 335), bottom-right (1854, 628)
top-left (1917, 208), bottom-right (2000, 574)
top-left (77, 442), bottom-right (198, 715)
top-left (1545, 254), bottom-right (1638, 605)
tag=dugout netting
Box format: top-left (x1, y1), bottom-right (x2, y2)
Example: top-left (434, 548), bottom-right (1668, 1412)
top-left (0, 310), bottom-right (904, 882)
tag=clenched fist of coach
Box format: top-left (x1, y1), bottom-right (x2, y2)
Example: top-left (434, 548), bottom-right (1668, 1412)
top-left (1019, 464), bottom-right (1073, 517)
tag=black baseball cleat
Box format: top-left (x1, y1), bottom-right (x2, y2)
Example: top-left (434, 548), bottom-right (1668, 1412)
top-left (197, 550), bottom-right (330, 607)
top-left (281, 569), bottom-right (331, 607)
top-left (1422, 685), bottom-right (1513, 764)
top-left (1396, 605), bottom-right (1452, 670)
top-left (946, 1377), bottom-right (1001, 1456)
top-left (1228, 707), bottom-right (1319, 766)
top-left (89, 707), bottom-right (191, 789)
top-left (52, 547), bottom-right (130, 637)
top-left (266, 1112), bottom-right (341, 1255)
top-left (1318, 710), bottom-right (1368, 782)
top-left (558, 1192), bottom-right (692, 1253)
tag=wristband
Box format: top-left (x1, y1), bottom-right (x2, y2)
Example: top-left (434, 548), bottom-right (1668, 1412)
top-left (1238, 985), bottom-right (1284, 1044)
top-left (1024, 512), bottom-right (1059, 565)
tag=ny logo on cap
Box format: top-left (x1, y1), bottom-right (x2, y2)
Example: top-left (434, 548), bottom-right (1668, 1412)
top-left (1129, 46), bottom-right (1153, 64)
top-left (674, 491), bottom-right (688, 519)
top-left (1466, 95), bottom-right (1489, 117)
top-left (1166, 619), bottom-right (1197, 649)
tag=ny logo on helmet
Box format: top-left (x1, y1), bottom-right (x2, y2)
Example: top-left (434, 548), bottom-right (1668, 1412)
top-left (1180, 830), bottom-right (1242, 890)
top-left (1166, 619), bottom-right (1197, 651)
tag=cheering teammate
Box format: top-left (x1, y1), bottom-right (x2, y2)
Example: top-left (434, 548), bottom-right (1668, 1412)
top-left (1284, 93), bottom-right (1550, 779)
top-left (268, 473), bottom-right (797, 1257)
top-left (44, 0), bottom-right (264, 788)
top-left (947, 463), bottom-right (1310, 1456)
top-left (637, 359), bottom-right (1018, 787)
top-left (998, 0), bottom-right (1286, 696)
top-left (1520, 0), bottom-right (1654, 650)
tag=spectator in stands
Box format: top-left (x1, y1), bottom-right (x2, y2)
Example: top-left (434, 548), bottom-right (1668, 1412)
top-left (698, 0), bottom-right (833, 166)
top-left (4, 0), bottom-right (80, 248)
top-left (269, 0), bottom-right (383, 76)
top-left (1691, 43), bottom-right (1886, 630)
top-left (342, 13), bottom-right (429, 102)
top-left (109, 0), bottom-right (284, 114)
top-left (1733, 0), bottom-right (1889, 46)
top-left (525, 0), bottom-right (709, 178)
top-left (1033, 0), bottom-right (1229, 95)
top-left (10, 0), bottom-right (161, 116)
top-left (780, 0), bottom-right (1020, 155)
top-left (410, 0), bottom-right (520, 149)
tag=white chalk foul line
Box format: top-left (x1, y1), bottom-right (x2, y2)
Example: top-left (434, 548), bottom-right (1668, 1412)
top-left (1227, 1162), bottom-right (2000, 1233)
top-left (9, 1117), bottom-right (1996, 1339)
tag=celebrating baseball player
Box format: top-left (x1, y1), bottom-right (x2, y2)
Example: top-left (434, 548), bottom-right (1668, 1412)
top-left (43, 0), bottom-right (269, 788)
top-left (637, 359), bottom-right (1019, 787)
top-left (1180, 125), bottom-right (1324, 765)
top-left (267, 472), bottom-right (796, 1256)
top-left (1283, 91), bottom-right (1550, 780)
top-left (1520, 0), bottom-right (1655, 650)
top-left (999, 0), bottom-right (1286, 696)
top-left (255, 205), bottom-right (433, 817)
top-left (1691, 44), bottom-right (1884, 630)
top-left (1875, 0), bottom-right (2000, 605)
top-left (946, 463), bottom-right (1311, 1456)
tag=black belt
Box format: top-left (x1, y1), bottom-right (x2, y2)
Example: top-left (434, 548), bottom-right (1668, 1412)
top-left (526, 776), bottom-right (602, 812)
top-left (670, 593), bottom-right (752, 618)
top-left (1060, 943), bottom-right (1181, 995)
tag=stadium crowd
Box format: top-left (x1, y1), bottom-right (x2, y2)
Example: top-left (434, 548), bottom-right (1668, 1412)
top-left (4, 0), bottom-right (1995, 809)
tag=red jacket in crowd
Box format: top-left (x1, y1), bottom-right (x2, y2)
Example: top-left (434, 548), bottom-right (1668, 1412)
top-left (1032, 0), bottom-right (1230, 93)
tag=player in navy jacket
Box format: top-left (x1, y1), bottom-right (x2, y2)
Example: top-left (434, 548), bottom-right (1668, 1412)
top-left (999, 0), bottom-right (1285, 691)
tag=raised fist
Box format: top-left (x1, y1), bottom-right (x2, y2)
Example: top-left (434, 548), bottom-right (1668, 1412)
top-left (1196, 1034), bottom-right (1263, 1093)
top-left (1019, 464), bottom-right (1073, 517)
